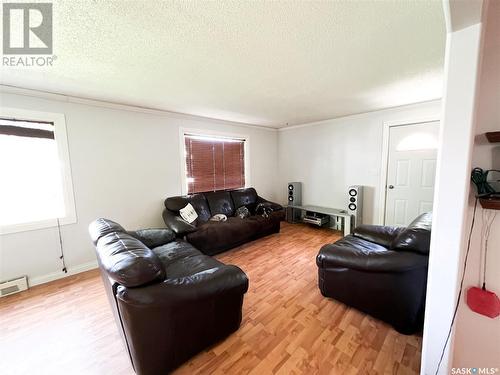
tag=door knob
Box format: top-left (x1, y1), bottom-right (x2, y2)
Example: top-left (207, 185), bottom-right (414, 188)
top-left (388, 185), bottom-right (394, 189)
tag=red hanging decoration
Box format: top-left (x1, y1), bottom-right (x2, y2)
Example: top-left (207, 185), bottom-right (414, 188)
top-left (467, 286), bottom-right (500, 318)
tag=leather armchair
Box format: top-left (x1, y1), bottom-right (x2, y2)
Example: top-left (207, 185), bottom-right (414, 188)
top-left (89, 218), bottom-right (249, 375)
top-left (316, 213), bottom-right (432, 334)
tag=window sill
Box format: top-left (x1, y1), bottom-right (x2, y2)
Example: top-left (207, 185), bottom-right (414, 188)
top-left (0, 216), bottom-right (77, 235)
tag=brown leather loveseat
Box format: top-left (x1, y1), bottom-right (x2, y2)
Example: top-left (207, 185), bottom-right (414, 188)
top-left (162, 187), bottom-right (284, 255)
top-left (89, 218), bottom-right (249, 375)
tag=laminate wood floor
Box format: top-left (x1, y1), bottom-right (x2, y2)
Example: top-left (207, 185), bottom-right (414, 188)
top-left (0, 223), bottom-right (422, 375)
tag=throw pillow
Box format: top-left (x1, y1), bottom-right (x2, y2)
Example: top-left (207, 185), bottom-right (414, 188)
top-left (256, 203), bottom-right (273, 218)
top-left (235, 206), bottom-right (250, 219)
top-left (210, 214), bottom-right (227, 222)
top-left (179, 203), bottom-right (198, 224)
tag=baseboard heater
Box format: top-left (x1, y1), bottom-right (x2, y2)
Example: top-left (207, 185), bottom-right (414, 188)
top-left (0, 276), bottom-right (28, 297)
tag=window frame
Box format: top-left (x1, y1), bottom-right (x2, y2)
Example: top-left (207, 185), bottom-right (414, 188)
top-left (179, 128), bottom-right (251, 195)
top-left (0, 107), bottom-right (77, 234)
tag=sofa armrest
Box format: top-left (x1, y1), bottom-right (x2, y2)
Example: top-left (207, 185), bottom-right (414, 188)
top-left (116, 265), bottom-right (249, 306)
top-left (162, 209), bottom-right (198, 236)
top-left (353, 224), bottom-right (404, 248)
top-left (127, 228), bottom-right (175, 248)
top-left (256, 196), bottom-right (283, 211)
top-left (316, 241), bottom-right (428, 272)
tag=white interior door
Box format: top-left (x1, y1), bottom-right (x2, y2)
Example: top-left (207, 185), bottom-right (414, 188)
top-left (384, 121), bottom-right (439, 226)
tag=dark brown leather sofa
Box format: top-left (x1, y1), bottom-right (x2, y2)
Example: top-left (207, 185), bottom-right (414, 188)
top-left (89, 218), bottom-right (249, 375)
top-left (162, 187), bottom-right (284, 255)
top-left (316, 212), bottom-right (432, 334)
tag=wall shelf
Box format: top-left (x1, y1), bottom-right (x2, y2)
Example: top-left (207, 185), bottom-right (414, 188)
top-left (485, 132), bottom-right (500, 143)
top-left (479, 197), bottom-right (500, 210)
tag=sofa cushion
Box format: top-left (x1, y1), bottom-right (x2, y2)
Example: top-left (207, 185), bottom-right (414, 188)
top-left (89, 218), bottom-right (126, 245)
top-left (152, 240), bottom-right (202, 264)
top-left (187, 217), bottom-right (259, 254)
top-left (353, 225), bottom-right (404, 248)
top-left (165, 254), bottom-right (225, 279)
top-left (231, 188), bottom-right (258, 213)
top-left (205, 191), bottom-right (235, 217)
top-left (151, 239), bottom-right (228, 279)
top-left (189, 194), bottom-right (212, 222)
top-left (96, 232), bottom-right (165, 287)
top-left (391, 212), bottom-right (432, 254)
top-left (164, 194), bottom-right (211, 223)
top-left (128, 228), bottom-right (176, 248)
top-left (316, 235), bottom-right (428, 272)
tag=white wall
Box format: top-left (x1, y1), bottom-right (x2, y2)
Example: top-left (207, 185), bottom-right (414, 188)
top-left (277, 101), bottom-right (441, 224)
top-left (453, 0), bottom-right (500, 368)
top-left (0, 88), bottom-right (279, 286)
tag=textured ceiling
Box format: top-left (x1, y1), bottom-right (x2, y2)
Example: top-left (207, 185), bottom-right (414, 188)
top-left (1, 1), bottom-right (446, 127)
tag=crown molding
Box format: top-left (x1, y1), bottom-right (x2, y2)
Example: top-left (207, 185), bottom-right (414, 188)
top-left (278, 99), bottom-right (442, 132)
top-left (0, 84), bottom-right (278, 132)
top-left (0, 84), bottom-right (441, 133)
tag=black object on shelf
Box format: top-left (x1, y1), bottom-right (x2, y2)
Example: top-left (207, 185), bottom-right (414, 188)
top-left (471, 168), bottom-right (500, 210)
top-left (471, 168), bottom-right (498, 196)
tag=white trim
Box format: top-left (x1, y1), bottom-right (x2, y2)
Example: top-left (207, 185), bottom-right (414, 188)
top-left (0, 107), bottom-right (77, 234)
top-left (179, 127), bottom-right (251, 195)
top-left (28, 260), bottom-right (98, 287)
top-left (0, 84), bottom-right (278, 132)
top-left (378, 116), bottom-right (441, 225)
top-left (278, 99), bottom-right (442, 132)
top-left (1, 85), bottom-right (444, 133)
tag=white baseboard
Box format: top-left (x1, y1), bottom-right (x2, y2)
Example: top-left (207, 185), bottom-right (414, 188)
top-left (28, 260), bottom-right (99, 287)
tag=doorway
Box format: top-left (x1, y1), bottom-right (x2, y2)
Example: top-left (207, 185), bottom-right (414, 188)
top-left (381, 120), bottom-right (440, 226)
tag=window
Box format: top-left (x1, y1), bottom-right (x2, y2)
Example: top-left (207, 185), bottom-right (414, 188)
top-left (396, 132), bottom-right (439, 151)
top-left (0, 109), bottom-right (76, 234)
top-left (183, 133), bottom-right (247, 194)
